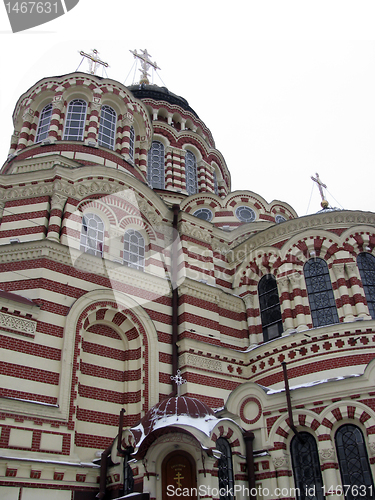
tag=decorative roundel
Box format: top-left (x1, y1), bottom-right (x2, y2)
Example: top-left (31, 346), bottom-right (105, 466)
top-left (240, 397), bottom-right (262, 424)
top-left (275, 214), bottom-right (287, 224)
top-left (235, 206), bottom-right (256, 223)
top-left (193, 208), bottom-right (213, 222)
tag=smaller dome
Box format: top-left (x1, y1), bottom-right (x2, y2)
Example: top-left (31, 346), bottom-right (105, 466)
top-left (128, 396), bottom-right (218, 457)
top-left (140, 396), bottom-right (215, 437)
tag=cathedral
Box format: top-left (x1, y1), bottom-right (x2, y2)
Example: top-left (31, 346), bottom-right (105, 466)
top-left (1, 50), bottom-right (375, 500)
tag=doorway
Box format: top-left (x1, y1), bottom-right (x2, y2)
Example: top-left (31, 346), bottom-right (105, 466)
top-left (162, 450), bottom-right (197, 500)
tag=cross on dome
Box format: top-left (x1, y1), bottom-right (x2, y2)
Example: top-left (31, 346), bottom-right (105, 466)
top-left (79, 49), bottom-right (109, 75)
top-left (311, 172), bottom-right (329, 209)
top-left (170, 369), bottom-right (186, 397)
top-left (130, 49), bottom-right (161, 85)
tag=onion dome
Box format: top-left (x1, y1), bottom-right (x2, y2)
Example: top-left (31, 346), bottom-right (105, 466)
top-left (128, 84), bottom-right (199, 118)
top-left (126, 396), bottom-right (220, 459)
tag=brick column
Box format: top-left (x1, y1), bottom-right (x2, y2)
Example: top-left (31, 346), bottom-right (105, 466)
top-left (198, 160), bottom-right (207, 192)
top-left (165, 147), bottom-right (174, 190)
top-left (173, 148), bottom-right (185, 192)
top-left (277, 276), bottom-right (295, 333)
top-left (47, 193), bottom-right (67, 242)
top-left (271, 453), bottom-right (293, 500)
top-left (8, 130), bottom-right (20, 156)
top-left (138, 140), bottom-right (148, 177)
top-left (243, 293), bottom-right (258, 346)
top-left (289, 273), bottom-right (308, 331)
top-left (17, 108), bottom-right (35, 151)
top-left (48, 94), bottom-right (64, 142)
top-left (86, 98), bottom-right (101, 145)
top-left (345, 262), bottom-right (371, 318)
top-left (120, 114), bottom-right (133, 157)
top-left (332, 263), bottom-right (355, 322)
top-left (318, 446), bottom-right (341, 500)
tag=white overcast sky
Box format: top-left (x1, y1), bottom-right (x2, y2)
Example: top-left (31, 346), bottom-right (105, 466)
top-left (1, 1), bottom-right (375, 217)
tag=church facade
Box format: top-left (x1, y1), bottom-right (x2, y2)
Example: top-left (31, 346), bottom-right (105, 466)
top-left (1, 63), bottom-right (375, 500)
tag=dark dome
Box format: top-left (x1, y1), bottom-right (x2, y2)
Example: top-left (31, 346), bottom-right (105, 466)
top-left (128, 84), bottom-right (199, 118)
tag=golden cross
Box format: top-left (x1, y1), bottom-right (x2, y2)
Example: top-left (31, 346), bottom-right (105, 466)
top-left (311, 172), bottom-right (329, 208)
top-left (79, 49), bottom-right (109, 75)
top-left (130, 49), bottom-right (160, 84)
top-left (174, 472), bottom-right (184, 488)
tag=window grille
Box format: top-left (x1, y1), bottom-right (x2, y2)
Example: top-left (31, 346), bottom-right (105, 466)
top-left (147, 141), bottom-right (165, 189)
top-left (291, 432), bottom-right (324, 500)
top-left (129, 126), bottom-right (135, 160)
top-left (258, 274), bottom-right (283, 341)
top-left (98, 105), bottom-right (117, 150)
top-left (357, 252), bottom-right (375, 318)
top-left (216, 438), bottom-right (234, 500)
top-left (304, 258), bottom-right (339, 327)
top-left (193, 208), bottom-right (213, 222)
top-left (63, 99), bottom-right (87, 141)
top-left (80, 213), bottom-right (104, 257)
top-left (335, 424), bottom-right (375, 500)
top-left (235, 206), bottom-right (256, 223)
top-left (35, 103), bottom-right (52, 143)
top-left (123, 229), bottom-right (145, 271)
top-left (185, 150), bottom-right (198, 195)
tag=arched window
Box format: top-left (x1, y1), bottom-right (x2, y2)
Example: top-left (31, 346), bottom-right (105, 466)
top-left (291, 432), bottom-right (324, 500)
top-left (357, 252), bottom-right (375, 318)
top-left (80, 213), bottom-right (104, 257)
top-left (129, 126), bottom-right (135, 161)
top-left (35, 103), bottom-right (52, 143)
top-left (123, 229), bottom-right (145, 271)
top-left (147, 141), bottom-right (165, 189)
top-left (304, 258), bottom-right (339, 327)
top-left (185, 150), bottom-right (198, 195)
top-left (98, 105), bottom-right (117, 150)
top-left (216, 438), bottom-right (234, 500)
top-left (335, 424), bottom-right (374, 500)
top-left (258, 274), bottom-right (283, 342)
top-left (63, 99), bottom-right (87, 141)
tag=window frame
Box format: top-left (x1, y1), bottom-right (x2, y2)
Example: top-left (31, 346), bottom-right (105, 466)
top-left (304, 257), bottom-right (339, 327)
top-left (35, 103), bottom-right (53, 143)
top-left (216, 437), bottom-right (234, 500)
top-left (98, 104), bottom-right (117, 150)
top-left (79, 212), bottom-right (105, 258)
top-left (185, 150), bottom-right (198, 195)
top-left (123, 229), bottom-right (145, 271)
top-left (357, 252), bottom-right (375, 319)
top-left (335, 424), bottom-right (375, 500)
top-left (63, 99), bottom-right (87, 141)
top-left (291, 432), bottom-right (324, 500)
top-left (147, 141), bottom-right (165, 189)
top-left (258, 274), bottom-right (283, 342)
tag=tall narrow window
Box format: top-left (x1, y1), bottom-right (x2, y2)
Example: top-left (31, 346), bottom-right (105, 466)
top-left (123, 229), bottom-right (145, 271)
top-left (63, 99), bottom-right (87, 141)
top-left (213, 170), bottom-right (219, 196)
top-left (35, 103), bottom-right (52, 143)
top-left (357, 252), bottom-right (375, 318)
top-left (258, 274), bottom-right (283, 342)
top-left (129, 126), bottom-right (135, 161)
top-left (335, 424), bottom-right (374, 500)
top-left (147, 141), bottom-right (165, 189)
top-left (98, 105), bottom-right (117, 150)
top-left (216, 438), bottom-right (234, 500)
top-left (304, 258), bottom-right (339, 327)
top-left (291, 432), bottom-right (324, 500)
top-left (80, 213), bottom-right (104, 257)
top-left (185, 150), bottom-right (198, 195)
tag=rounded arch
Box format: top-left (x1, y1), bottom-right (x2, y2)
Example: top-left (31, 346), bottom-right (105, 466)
top-left (60, 289), bottom-right (160, 421)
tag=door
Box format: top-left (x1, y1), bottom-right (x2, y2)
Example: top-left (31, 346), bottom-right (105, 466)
top-left (162, 450), bottom-right (197, 500)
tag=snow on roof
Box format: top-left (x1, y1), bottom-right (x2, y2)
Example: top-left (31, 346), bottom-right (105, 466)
top-left (266, 373), bottom-right (361, 395)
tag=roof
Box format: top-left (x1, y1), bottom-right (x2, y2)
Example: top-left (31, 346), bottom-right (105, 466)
top-left (128, 84), bottom-right (199, 118)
